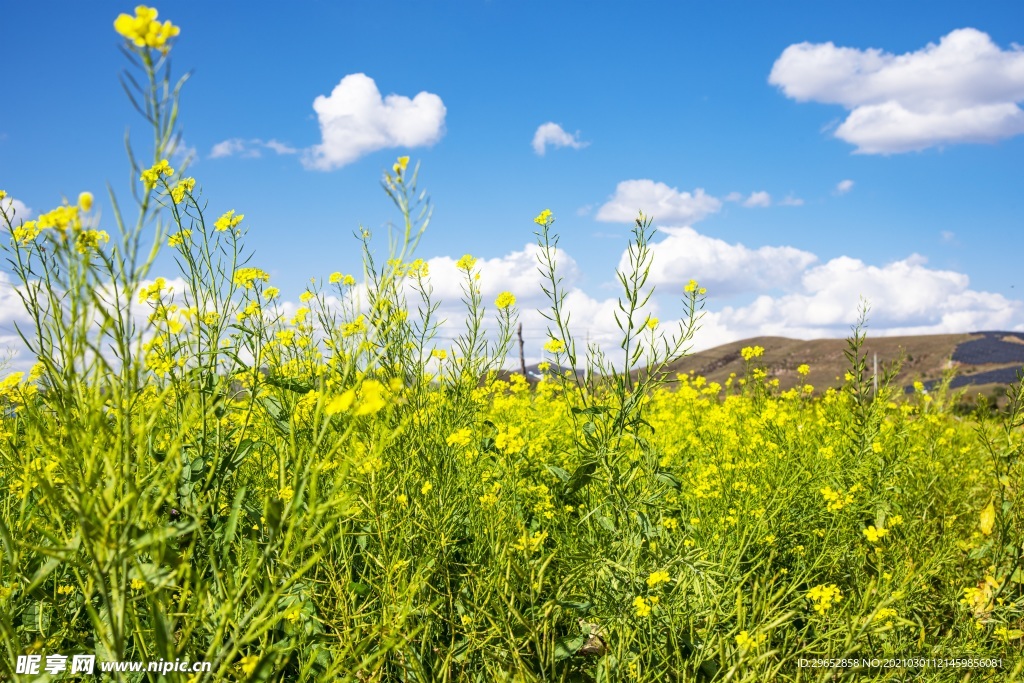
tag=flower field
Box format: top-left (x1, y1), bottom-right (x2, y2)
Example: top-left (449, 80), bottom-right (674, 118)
top-left (0, 7), bottom-right (1022, 682)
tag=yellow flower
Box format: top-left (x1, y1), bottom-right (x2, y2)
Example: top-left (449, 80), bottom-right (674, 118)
top-left (735, 630), bottom-right (766, 648)
top-left (354, 379), bottom-right (387, 416)
top-left (873, 607), bottom-right (898, 622)
top-left (233, 267), bottom-right (270, 289)
top-left (325, 389), bottom-right (356, 416)
top-left (114, 6), bottom-right (180, 54)
top-left (534, 209), bottom-right (553, 226)
top-left (215, 209), bottom-right (244, 232)
top-left (740, 345), bottom-right (764, 361)
top-left (13, 221), bottom-right (42, 245)
top-left (979, 501), bottom-right (995, 536)
top-left (239, 655), bottom-right (259, 675)
top-left (342, 314), bottom-right (367, 337)
top-left (646, 570), bottom-right (671, 588)
top-left (646, 317), bottom-right (659, 330)
top-left (446, 428), bottom-right (472, 447)
top-left (432, 349), bottom-right (448, 360)
top-left (495, 292), bottom-right (516, 309)
top-left (806, 584), bottom-right (843, 614)
top-left (862, 525), bottom-right (888, 543)
top-left (456, 254), bottom-right (477, 271)
top-left (299, 290), bottom-right (314, 303)
top-left (141, 159), bottom-right (174, 188)
top-left (393, 156), bottom-right (410, 175)
top-left (420, 481), bottom-right (433, 496)
top-left (544, 338), bottom-right (565, 354)
top-left (797, 363), bottom-right (810, 376)
top-left (633, 596), bottom-right (652, 618)
top-left (264, 286), bottom-right (280, 300)
top-left (130, 578), bottom-right (146, 591)
top-left (168, 230), bottom-right (191, 248)
top-left (75, 229), bottom-right (110, 254)
top-left (78, 191), bottom-right (93, 212)
top-left (329, 272), bottom-right (343, 284)
top-left (171, 177), bottom-right (195, 204)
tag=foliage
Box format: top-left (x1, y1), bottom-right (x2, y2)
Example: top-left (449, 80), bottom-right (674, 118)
top-left (0, 7), bottom-right (1021, 682)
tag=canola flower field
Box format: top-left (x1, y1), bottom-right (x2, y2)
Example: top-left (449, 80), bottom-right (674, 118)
top-left (1, 7), bottom-right (1022, 682)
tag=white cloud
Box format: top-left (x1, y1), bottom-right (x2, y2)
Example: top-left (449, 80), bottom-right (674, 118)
top-left (532, 122), bottom-right (588, 155)
top-left (210, 138), bottom-right (298, 159)
top-left (780, 194), bottom-right (805, 206)
top-left (700, 253), bottom-right (1022, 343)
top-left (770, 28), bottom-right (1024, 153)
top-left (743, 191), bottom-right (772, 208)
top-left (596, 180), bottom-right (721, 224)
top-left (635, 226), bottom-right (818, 295)
top-left (0, 195), bottom-right (32, 222)
top-left (835, 179), bottom-right (855, 194)
top-left (303, 73), bottom-right (446, 171)
top-left (724, 191), bottom-right (744, 202)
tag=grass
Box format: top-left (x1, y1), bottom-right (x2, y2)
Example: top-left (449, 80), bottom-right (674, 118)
top-left (0, 7), bottom-right (1022, 682)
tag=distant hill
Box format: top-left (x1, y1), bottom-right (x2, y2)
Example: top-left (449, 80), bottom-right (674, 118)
top-left (662, 331), bottom-right (1024, 399)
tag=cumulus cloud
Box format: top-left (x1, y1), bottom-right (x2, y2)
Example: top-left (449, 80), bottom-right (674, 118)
top-left (416, 231), bottom-right (1024, 366)
top-left (835, 179), bottom-right (855, 194)
top-left (635, 226), bottom-right (818, 295)
top-left (0, 195), bottom-right (32, 222)
top-left (417, 245), bottom-right (655, 367)
top-left (707, 254), bottom-right (1022, 339)
top-left (779, 194), bottom-right (805, 206)
top-left (210, 138), bottom-right (298, 159)
top-left (770, 28), bottom-right (1024, 153)
top-left (724, 192), bottom-right (744, 203)
top-left (743, 191), bottom-right (772, 208)
top-left (532, 122), bottom-right (588, 155)
top-left (596, 180), bottom-right (721, 224)
top-left (303, 73), bottom-right (446, 171)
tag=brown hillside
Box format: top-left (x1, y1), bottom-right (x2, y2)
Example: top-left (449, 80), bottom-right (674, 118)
top-left (662, 333), bottom-right (979, 394)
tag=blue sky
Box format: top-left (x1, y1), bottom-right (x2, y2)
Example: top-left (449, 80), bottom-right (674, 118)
top-left (2, 1), bottom-right (1024, 363)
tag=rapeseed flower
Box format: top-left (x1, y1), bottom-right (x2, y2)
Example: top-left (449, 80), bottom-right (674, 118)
top-left (633, 596), bottom-right (652, 618)
top-left (75, 229), bottom-right (110, 254)
top-left (495, 291), bottom-right (516, 309)
top-left (741, 345), bottom-right (764, 361)
top-left (78, 192), bottom-right (93, 212)
top-left (806, 584), bottom-right (843, 614)
top-left (534, 209), bottom-right (553, 226)
top-left (456, 254), bottom-right (477, 271)
top-left (735, 631), bottom-right (766, 648)
top-left (979, 501), bottom-right (995, 535)
top-left (168, 230), bottom-right (191, 248)
top-left (114, 6), bottom-right (180, 54)
top-left (646, 570), bottom-right (671, 588)
top-left (446, 428), bottom-right (472, 447)
top-left (233, 267), bottom-right (270, 289)
top-left (141, 159), bottom-right (174, 188)
top-left (684, 279), bottom-right (707, 295)
top-left (215, 209), bottom-right (244, 232)
top-left (171, 178), bottom-right (195, 204)
top-left (862, 525), bottom-right (888, 543)
top-left (544, 338), bottom-right (565, 354)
